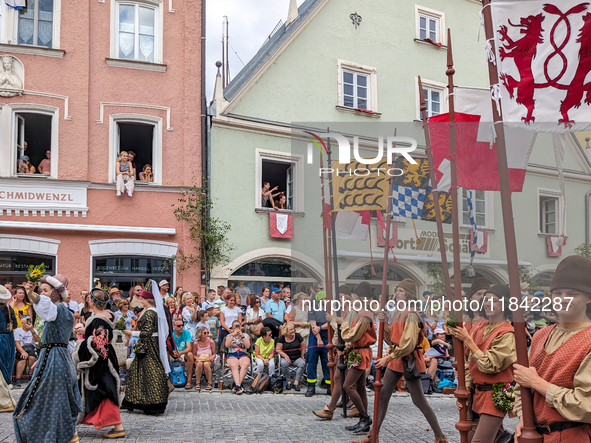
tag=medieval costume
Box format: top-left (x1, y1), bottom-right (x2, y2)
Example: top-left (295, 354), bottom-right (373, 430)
top-left (13, 275), bottom-right (83, 443)
top-left (514, 256), bottom-right (591, 443)
top-left (461, 286), bottom-right (517, 443)
top-left (341, 282), bottom-right (377, 435)
top-left (355, 278), bottom-right (447, 443)
top-left (72, 289), bottom-right (123, 434)
top-left (121, 284), bottom-right (171, 415)
top-left (0, 285), bottom-right (16, 412)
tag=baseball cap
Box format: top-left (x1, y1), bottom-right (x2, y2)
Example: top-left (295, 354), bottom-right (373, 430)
top-left (158, 280), bottom-right (169, 287)
top-left (423, 290), bottom-right (433, 297)
top-left (202, 301), bottom-right (214, 310)
top-left (271, 287), bottom-right (280, 293)
top-left (433, 328), bottom-right (446, 335)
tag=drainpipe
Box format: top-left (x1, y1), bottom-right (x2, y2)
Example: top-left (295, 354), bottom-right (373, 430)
top-left (201, 0), bottom-right (208, 286)
top-left (586, 191), bottom-right (591, 257)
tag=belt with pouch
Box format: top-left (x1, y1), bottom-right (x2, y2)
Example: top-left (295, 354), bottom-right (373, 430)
top-left (535, 422), bottom-right (583, 435)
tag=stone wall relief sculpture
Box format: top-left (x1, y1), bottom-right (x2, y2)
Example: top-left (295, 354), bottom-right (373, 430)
top-left (0, 55), bottom-right (24, 97)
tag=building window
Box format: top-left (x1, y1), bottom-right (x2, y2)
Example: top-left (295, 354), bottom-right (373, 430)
top-left (14, 112), bottom-right (53, 176)
top-left (423, 87), bottom-right (442, 118)
top-left (0, 253), bottom-right (55, 286)
top-left (260, 158), bottom-right (296, 210)
top-left (419, 14), bottom-right (438, 42)
top-left (337, 60), bottom-right (378, 113)
top-left (343, 70), bottom-right (370, 110)
top-left (415, 6), bottom-right (445, 45)
top-left (116, 2), bottom-right (157, 62)
top-left (462, 189), bottom-right (487, 227)
top-left (110, 115), bottom-right (162, 185)
top-left (256, 149), bottom-right (304, 212)
top-left (18, 0), bottom-right (54, 48)
top-left (117, 121), bottom-right (154, 181)
top-left (539, 194), bottom-right (559, 234)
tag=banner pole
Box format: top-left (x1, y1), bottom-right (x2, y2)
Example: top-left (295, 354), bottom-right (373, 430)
top-left (480, 3), bottom-right (542, 442)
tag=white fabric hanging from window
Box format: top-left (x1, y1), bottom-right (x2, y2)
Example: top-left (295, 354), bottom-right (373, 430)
top-left (5, 0), bottom-right (27, 10)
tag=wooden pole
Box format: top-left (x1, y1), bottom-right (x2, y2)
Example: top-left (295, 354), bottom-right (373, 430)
top-left (326, 132), bottom-right (348, 416)
top-left (480, 3), bottom-right (542, 442)
top-left (419, 73), bottom-right (470, 443)
top-left (370, 142), bottom-right (394, 443)
top-left (319, 153), bottom-right (336, 389)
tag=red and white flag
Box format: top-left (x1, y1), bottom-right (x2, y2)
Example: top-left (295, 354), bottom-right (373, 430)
top-left (429, 97), bottom-right (535, 192)
top-left (491, 0), bottom-right (591, 132)
top-left (269, 212), bottom-right (294, 239)
top-left (547, 235), bottom-right (563, 257)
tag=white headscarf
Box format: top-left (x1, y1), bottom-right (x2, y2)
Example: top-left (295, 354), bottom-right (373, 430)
top-left (149, 279), bottom-right (170, 374)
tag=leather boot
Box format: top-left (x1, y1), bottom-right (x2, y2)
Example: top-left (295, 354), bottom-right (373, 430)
top-left (434, 437), bottom-right (449, 443)
top-left (312, 405), bottom-right (334, 420)
top-left (305, 384), bottom-right (316, 397)
top-left (345, 416), bottom-right (365, 431)
top-left (351, 432), bottom-right (377, 443)
top-left (352, 415), bottom-right (372, 434)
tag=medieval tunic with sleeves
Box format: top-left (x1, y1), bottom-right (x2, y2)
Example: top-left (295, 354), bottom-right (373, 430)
top-left (0, 304), bottom-right (17, 385)
top-left (385, 310), bottom-right (426, 374)
top-left (13, 298), bottom-right (82, 443)
top-left (465, 321), bottom-right (516, 418)
top-left (514, 324), bottom-right (591, 443)
top-left (72, 314), bottom-right (122, 429)
top-left (340, 312), bottom-right (377, 371)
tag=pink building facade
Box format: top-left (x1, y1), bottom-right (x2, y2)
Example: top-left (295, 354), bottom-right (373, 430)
top-left (0, 0), bottom-right (204, 299)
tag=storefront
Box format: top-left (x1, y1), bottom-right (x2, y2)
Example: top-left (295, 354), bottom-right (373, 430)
top-left (0, 252), bottom-right (56, 287)
top-left (93, 256), bottom-right (174, 296)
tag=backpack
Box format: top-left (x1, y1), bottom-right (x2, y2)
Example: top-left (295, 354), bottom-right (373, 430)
top-left (170, 362), bottom-right (186, 386)
top-left (251, 373), bottom-right (270, 394)
top-left (269, 374), bottom-right (285, 394)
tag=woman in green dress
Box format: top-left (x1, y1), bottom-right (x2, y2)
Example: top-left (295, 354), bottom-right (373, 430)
top-left (121, 288), bottom-right (175, 415)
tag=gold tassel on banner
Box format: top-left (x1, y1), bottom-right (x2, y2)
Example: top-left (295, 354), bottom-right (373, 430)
top-left (412, 219), bottom-right (423, 244)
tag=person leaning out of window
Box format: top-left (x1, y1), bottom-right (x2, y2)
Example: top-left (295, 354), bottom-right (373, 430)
top-left (139, 164), bottom-right (153, 183)
top-left (116, 151), bottom-right (135, 197)
top-left (18, 156), bottom-right (35, 174)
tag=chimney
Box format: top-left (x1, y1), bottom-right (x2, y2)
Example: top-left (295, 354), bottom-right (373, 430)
top-left (286, 0), bottom-right (298, 26)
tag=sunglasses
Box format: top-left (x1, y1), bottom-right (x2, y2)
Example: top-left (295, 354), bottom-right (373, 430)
top-left (255, 300), bottom-right (261, 303)
top-left (203, 331), bottom-right (210, 335)
top-left (174, 324), bottom-right (184, 328)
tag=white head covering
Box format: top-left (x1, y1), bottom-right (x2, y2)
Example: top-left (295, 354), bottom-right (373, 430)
top-left (0, 285), bottom-right (10, 302)
top-left (42, 275), bottom-right (68, 302)
top-left (150, 279), bottom-right (170, 374)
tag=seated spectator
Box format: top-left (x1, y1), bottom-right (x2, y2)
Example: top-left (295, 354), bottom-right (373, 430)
top-left (18, 156), bottom-right (36, 174)
top-left (194, 326), bottom-right (215, 391)
top-left (114, 299), bottom-right (137, 330)
top-left (424, 328), bottom-right (451, 384)
top-left (254, 327), bottom-right (275, 375)
top-left (196, 310), bottom-right (210, 331)
top-left (261, 182), bottom-right (281, 208)
top-left (171, 318), bottom-right (195, 389)
top-left (116, 151), bottom-right (135, 197)
top-left (37, 150), bottom-right (51, 175)
top-left (245, 295), bottom-right (264, 339)
top-left (14, 317), bottom-right (39, 387)
top-left (224, 320), bottom-right (250, 394)
top-left (165, 296), bottom-right (181, 321)
top-left (276, 323), bottom-right (305, 391)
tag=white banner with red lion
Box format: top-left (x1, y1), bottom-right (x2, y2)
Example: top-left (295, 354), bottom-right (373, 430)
top-left (491, 0), bottom-right (591, 132)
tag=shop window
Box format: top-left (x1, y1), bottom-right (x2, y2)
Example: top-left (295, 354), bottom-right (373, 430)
top-left (93, 256), bottom-right (172, 296)
top-left (117, 121), bottom-right (154, 182)
top-left (0, 253), bottom-right (55, 287)
top-left (18, 0), bottom-right (54, 48)
top-left (115, 1), bottom-right (159, 62)
top-left (15, 112), bottom-right (53, 176)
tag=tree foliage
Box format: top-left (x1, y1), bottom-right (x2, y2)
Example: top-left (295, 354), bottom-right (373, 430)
top-left (574, 243), bottom-right (591, 260)
top-left (167, 183), bottom-right (234, 276)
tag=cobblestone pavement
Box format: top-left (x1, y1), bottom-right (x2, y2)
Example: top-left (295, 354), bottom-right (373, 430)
top-left (1, 389), bottom-right (518, 443)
